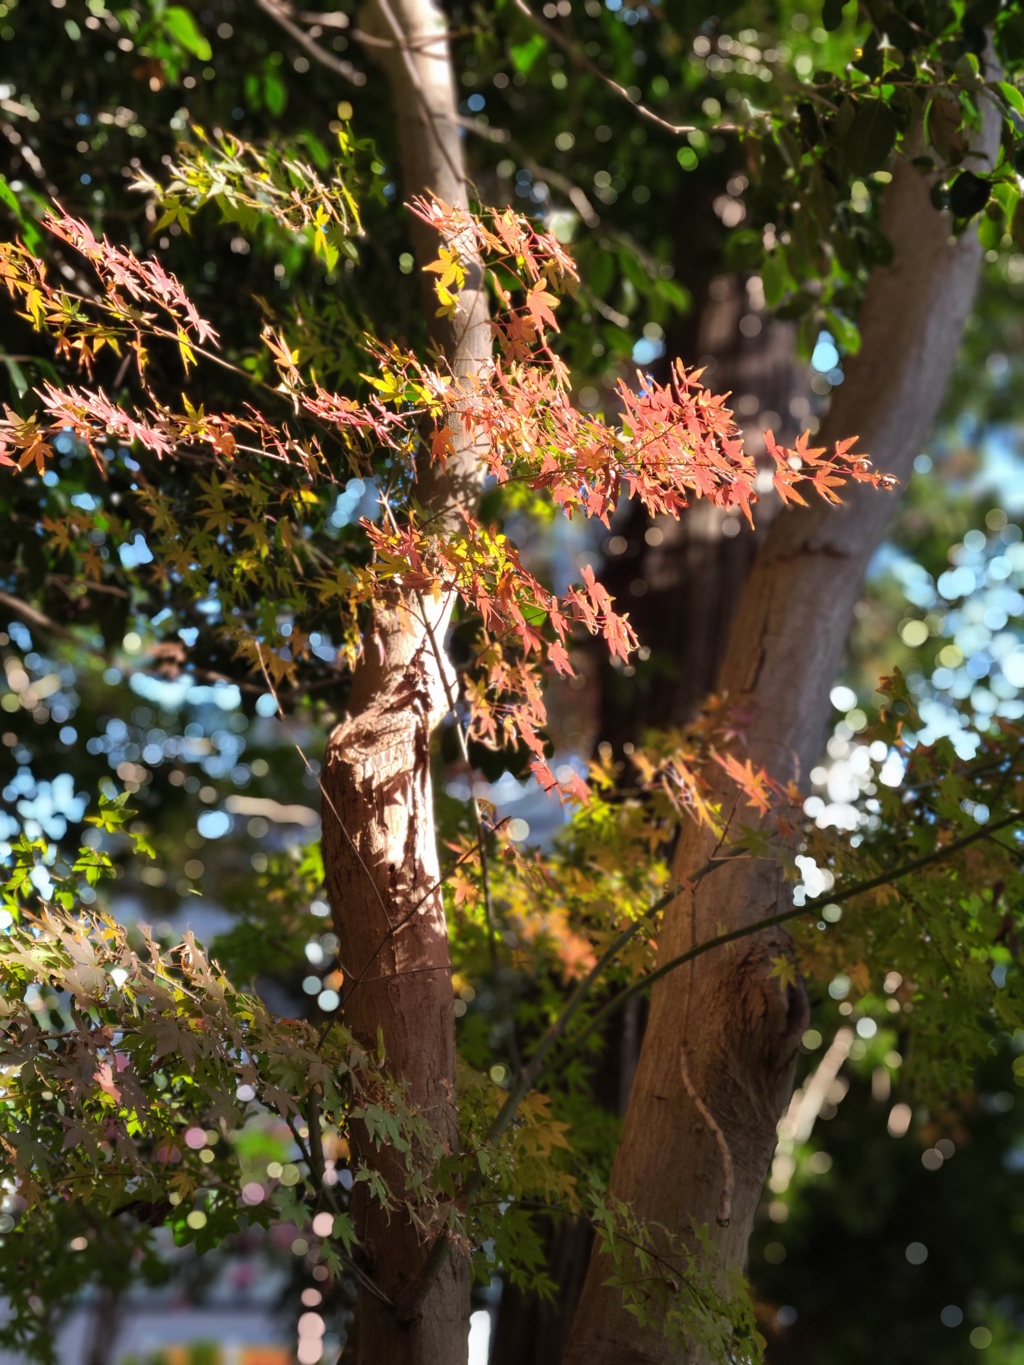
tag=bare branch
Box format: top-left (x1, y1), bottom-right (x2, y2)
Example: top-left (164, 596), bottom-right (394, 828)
top-left (295, 7), bottom-right (351, 25)
top-left (0, 118), bottom-right (60, 198)
top-left (0, 590), bottom-right (73, 641)
top-left (567, 805), bottom-right (1024, 1061)
top-left (255, 0), bottom-right (368, 86)
top-left (285, 1109), bottom-right (396, 1307)
top-left (508, 0), bottom-right (738, 139)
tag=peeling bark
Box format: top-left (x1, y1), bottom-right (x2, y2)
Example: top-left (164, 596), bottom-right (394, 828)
top-left (564, 102), bottom-right (1000, 1365)
top-left (319, 2), bottom-right (488, 1360)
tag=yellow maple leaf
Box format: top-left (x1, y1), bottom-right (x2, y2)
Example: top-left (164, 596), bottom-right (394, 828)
top-left (768, 955), bottom-right (800, 994)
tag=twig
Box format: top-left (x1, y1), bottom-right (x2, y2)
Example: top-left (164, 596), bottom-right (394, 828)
top-left (295, 8), bottom-right (352, 25)
top-left (305, 1086), bottom-right (326, 1185)
top-left (285, 1110), bottom-right (395, 1306)
top-left (0, 118), bottom-right (60, 198)
top-left (9, 271), bottom-right (369, 468)
top-left (454, 114), bottom-right (510, 144)
top-left (340, 828), bottom-right (503, 1011)
top-left (563, 807), bottom-right (1024, 1063)
top-left (508, 0), bottom-right (739, 140)
top-left (0, 581), bottom-right (343, 706)
top-left (403, 806), bottom-right (1024, 1313)
top-left (0, 589), bottom-right (73, 640)
top-left (982, 831), bottom-right (1024, 861)
top-left (255, 0), bottom-right (368, 86)
top-left (515, 149), bottom-right (601, 228)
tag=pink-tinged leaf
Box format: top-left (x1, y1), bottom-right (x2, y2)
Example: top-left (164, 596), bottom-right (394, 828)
top-left (93, 1062), bottom-right (121, 1103)
top-left (604, 612), bottom-right (637, 662)
top-left (713, 751), bottom-right (779, 816)
top-left (548, 639), bottom-right (574, 676)
top-left (525, 283), bottom-right (560, 333)
top-left (530, 758), bottom-right (558, 791)
top-left (562, 768), bottom-right (591, 804)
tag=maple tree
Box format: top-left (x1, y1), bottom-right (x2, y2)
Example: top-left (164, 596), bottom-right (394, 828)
top-left (4, 3), bottom-right (1024, 1365)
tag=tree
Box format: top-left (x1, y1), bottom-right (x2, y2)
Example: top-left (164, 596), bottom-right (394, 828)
top-left (4, 4), bottom-right (1024, 1365)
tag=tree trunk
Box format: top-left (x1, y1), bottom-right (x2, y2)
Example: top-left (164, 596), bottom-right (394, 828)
top-left (492, 283), bottom-right (808, 1365)
top-left (564, 105), bottom-right (1000, 1365)
top-left (320, 3), bottom-right (488, 1361)
top-left (83, 1284), bottom-right (122, 1365)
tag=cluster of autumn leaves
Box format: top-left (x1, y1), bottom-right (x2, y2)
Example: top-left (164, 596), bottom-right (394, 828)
top-left (0, 191), bottom-right (887, 808)
top-left (8, 162), bottom-right (1024, 1365)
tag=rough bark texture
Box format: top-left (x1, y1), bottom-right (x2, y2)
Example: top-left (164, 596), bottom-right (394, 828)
top-left (564, 109), bottom-right (1000, 1365)
top-left (319, 3), bottom-right (488, 1361)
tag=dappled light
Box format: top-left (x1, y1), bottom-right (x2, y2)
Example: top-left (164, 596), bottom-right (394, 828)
top-left (4, 3), bottom-right (1024, 1365)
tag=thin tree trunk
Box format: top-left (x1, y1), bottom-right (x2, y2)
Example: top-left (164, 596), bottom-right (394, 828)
top-left (320, 3), bottom-right (489, 1361)
top-left (83, 1284), bottom-right (122, 1365)
top-left (564, 104), bottom-right (1000, 1365)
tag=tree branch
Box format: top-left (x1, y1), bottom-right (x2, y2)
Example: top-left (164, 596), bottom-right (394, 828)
top-left (387, 795), bottom-right (1024, 1315)
top-left (0, 589), bottom-right (73, 641)
top-left (566, 806), bottom-right (1024, 1061)
top-left (508, 0), bottom-right (738, 140)
top-left (255, 0), bottom-right (368, 85)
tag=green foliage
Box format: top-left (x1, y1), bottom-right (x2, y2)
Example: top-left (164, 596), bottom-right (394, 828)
top-left (750, 1040), bottom-right (1024, 1363)
top-left (0, 813), bottom-right (385, 1358)
top-left (137, 123), bottom-right (364, 268)
top-left (792, 693), bottom-right (1024, 1097)
top-left (591, 1187), bottom-right (762, 1362)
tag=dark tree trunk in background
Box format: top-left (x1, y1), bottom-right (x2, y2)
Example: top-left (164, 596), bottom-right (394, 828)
top-left (489, 997), bottom-right (644, 1365)
top-left (84, 1286), bottom-right (122, 1365)
top-left (599, 275), bottom-right (809, 750)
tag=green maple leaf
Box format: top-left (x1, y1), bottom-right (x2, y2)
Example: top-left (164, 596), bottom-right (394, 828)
top-left (768, 955), bottom-right (800, 994)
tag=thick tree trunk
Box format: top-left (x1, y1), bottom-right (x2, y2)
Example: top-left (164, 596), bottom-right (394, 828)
top-left (323, 596), bottom-right (467, 1365)
top-left (564, 109), bottom-right (1000, 1365)
top-left (320, 3), bottom-right (488, 1361)
top-left (492, 286), bottom-right (808, 1365)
